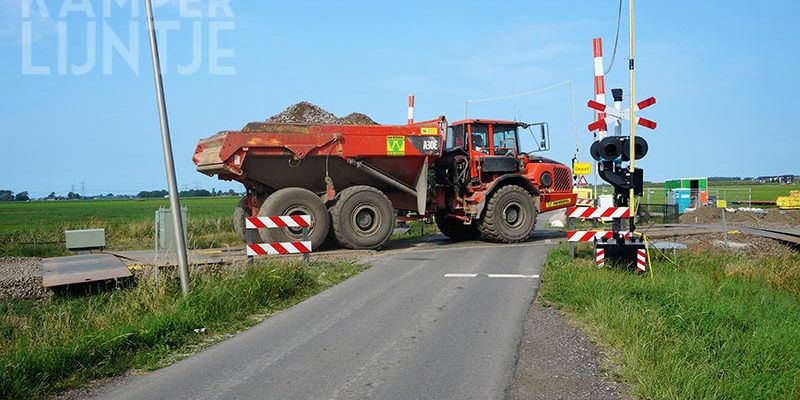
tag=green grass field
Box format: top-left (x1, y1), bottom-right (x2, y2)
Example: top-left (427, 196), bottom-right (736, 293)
top-left (0, 260), bottom-right (364, 399)
top-left (0, 197), bottom-right (240, 257)
top-left (541, 246), bottom-right (800, 399)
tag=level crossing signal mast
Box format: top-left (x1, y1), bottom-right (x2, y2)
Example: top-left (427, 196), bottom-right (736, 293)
top-left (583, 32), bottom-right (657, 271)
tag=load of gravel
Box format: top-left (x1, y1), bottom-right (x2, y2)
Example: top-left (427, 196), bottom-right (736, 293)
top-left (267, 101), bottom-right (339, 124)
top-left (261, 102), bottom-right (379, 126)
top-left (0, 257), bottom-right (49, 300)
top-left (337, 112), bottom-right (379, 125)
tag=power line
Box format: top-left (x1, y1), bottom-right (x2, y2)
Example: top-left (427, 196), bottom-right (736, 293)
top-left (605, 0), bottom-right (624, 75)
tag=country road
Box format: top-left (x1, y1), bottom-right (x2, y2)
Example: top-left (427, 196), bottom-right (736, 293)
top-left (86, 219), bottom-right (570, 400)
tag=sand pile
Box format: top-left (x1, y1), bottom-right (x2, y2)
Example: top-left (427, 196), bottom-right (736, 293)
top-left (679, 207), bottom-right (800, 228)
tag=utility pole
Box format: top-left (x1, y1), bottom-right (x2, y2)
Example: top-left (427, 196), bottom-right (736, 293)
top-left (145, 0), bottom-right (191, 297)
top-left (628, 0), bottom-right (637, 232)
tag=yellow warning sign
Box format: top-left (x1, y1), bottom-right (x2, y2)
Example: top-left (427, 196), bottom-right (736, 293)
top-left (716, 200), bottom-right (728, 208)
top-left (546, 198), bottom-right (572, 208)
top-left (387, 136), bottom-right (406, 156)
top-left (573, 162), bottom-right (592, 176)
top-left (420, 127), bottom-right (438, 136)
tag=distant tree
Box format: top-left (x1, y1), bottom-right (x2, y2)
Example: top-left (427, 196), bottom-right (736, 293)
top-left (14, 191), bottom-right (30, 202)
top-left (137, 190), bottom-right (169, 198)
top-left (47, 192), bottom-right (56, 199)
top-left (67, 192), bottom-right (82, 200)
top-left (227, 189), bottom-right (236, 196)
top-left (179, 189), bottom-right (212, 197)
top-left (0, 190), bottom-right (14, 202)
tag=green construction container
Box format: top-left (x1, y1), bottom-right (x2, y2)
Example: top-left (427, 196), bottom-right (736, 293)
top-left (665, 177), bottom-right (709, 209)
top-left (665, 177), bottom-right (707, 190)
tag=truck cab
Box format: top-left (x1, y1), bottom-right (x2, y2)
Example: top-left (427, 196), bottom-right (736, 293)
top-left (433, 119), bottom-right (576, 242)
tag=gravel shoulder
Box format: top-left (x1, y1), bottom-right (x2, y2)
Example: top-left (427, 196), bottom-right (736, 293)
top-left (0, 257), bottom-right (48, 300)
top-left (508, 300), bottom-right (626, 400)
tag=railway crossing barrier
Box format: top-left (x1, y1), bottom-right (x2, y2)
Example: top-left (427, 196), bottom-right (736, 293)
top-left (566, 206), bottom-right (647, 272)
top-left (245, 215), bottom-right (312, 266)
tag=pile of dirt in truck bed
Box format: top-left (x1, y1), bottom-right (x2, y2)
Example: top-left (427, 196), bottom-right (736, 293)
top-left (263, 102), bottom-right (379, 126)
top-left (679, 207), bottom-right (800, 228)
top-left (337, 112), bottom-right (379, 125)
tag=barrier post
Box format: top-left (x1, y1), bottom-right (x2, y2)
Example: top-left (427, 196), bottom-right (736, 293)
top-left (568, 217), bottom-right (576, 259)
top-left (302, 226), bottom-right (310, 267)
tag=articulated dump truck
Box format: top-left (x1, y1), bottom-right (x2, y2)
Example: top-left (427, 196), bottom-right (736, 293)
top-left (193, 117), bottom-right (576, 250)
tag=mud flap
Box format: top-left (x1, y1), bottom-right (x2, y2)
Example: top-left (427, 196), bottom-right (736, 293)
top-left (414, 157), bottom-right (428, 215)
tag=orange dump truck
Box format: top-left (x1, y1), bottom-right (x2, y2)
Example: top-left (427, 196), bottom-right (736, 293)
top-left (194, 117), bottom-right (575, 250)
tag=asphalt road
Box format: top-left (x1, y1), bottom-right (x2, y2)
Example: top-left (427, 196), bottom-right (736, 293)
top-left (89, 236), bottom-right (556, 400)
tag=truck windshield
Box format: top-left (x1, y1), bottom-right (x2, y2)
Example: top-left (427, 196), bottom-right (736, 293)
top-left (492, 124), bottom-right (517, 154)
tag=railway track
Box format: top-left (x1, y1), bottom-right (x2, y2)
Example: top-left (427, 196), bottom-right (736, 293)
top-left (655, 223), bottom-right (800, 246)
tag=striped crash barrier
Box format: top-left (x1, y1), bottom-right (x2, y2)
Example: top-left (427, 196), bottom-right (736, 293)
top-left (567, 230), bottom-right (631, 242)
top-left (594, 243), bottom-right (648, 272)
top-left (245, 215), bottom-right (313, 257)
top-left (566, 206), bottom-right (631, 220)
top-left (575, 198), bottom-right (595, 207)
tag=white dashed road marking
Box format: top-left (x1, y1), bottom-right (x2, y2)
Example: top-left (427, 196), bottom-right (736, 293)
top-left (445, 274), bottom-right (540, 279)
top-left (444, 273), bottom-right (480, 278)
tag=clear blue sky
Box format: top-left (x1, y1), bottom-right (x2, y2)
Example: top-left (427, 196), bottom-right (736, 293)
top-left (1, 0), bottom-right (797, 198)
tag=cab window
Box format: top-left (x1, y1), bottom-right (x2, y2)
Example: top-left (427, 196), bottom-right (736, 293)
top-left (492, 124), bottom-right (518, 154)
top-left (471, 124), bottom-right (489, 153)
top-left (446, 125), bottom-right (466, 149)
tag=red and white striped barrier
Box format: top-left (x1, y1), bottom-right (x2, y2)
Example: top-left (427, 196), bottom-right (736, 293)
top-left (246, 215), bottom-right (312, 229)
top-left (636, 248), bottom-right (647, 272)
top-left (407, 94), bottom-right (415, 125)
top-left (245, 214), bottom-right (313, 264)
top-left (566, 206), bottom-right (631, 220)
top-left (567, 230), bottom-right (631, 242)
top-left (575, 198), bottom-right (595, 207)
top-left (595, 248), bottom-right (605, 268)
top-left (247, 241), bottom-right (312, 256)
top-left (592, 38), bottom-right (607, 139)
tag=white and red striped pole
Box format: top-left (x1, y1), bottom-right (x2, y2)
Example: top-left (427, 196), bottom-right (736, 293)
top-left (592, 38), bottom-right (607, 140)
top-left (407, 94), bottom-right (415, 125)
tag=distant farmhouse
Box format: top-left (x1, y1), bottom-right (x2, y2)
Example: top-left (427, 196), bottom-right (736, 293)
top-left (754, 175), bottom-right (796, 184)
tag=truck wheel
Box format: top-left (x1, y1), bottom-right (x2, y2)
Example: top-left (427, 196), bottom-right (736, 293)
top-left (478, 185), bottom-right (537, 243)
top-left (330, 186), bottom-right (394, 250)
top-left (257, 188), bottom-right (330, 251)
top-left (234, 195), bottom-right (264, 242)
top-left (435, 215), bottom-right (480, 241)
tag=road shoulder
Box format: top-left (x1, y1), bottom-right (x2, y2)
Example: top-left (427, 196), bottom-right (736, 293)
top-left (508, 300), bottom-right (626, 400)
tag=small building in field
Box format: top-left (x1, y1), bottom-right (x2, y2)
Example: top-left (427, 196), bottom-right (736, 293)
top-left (665, 177), bottom-right (708, 212)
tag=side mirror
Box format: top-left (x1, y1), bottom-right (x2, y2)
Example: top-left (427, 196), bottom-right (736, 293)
top-left (528, 122), bottom-right (550, 152)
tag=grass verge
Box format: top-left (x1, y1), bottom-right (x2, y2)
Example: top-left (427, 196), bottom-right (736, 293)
top-left (540, 245), bottom-right (800, 399)
top-left (0, 260), bottom-right (365, 399)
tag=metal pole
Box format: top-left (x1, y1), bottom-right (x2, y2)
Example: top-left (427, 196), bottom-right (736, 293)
top-left (145, 0), bottom-right (190, 296)
top-left (721, 208), bottom-right (729, 247)
top-left (628, 0), bottom-right (637, 232)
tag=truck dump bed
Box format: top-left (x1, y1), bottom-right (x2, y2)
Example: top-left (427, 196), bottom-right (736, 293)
top-left (193, 118), bottom-right (447, 213)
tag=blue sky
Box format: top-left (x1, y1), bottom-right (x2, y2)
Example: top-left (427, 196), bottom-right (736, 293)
top-left (1, 0), bottom-right (798, 198)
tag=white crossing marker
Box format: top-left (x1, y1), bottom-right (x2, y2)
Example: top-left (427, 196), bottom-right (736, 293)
top-left (486, 274), bottom-right (540, 279)
top-left (444, 273), bottom-right (540, 279)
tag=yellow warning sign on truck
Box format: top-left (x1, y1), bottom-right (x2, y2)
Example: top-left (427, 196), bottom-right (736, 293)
top-left (420, 127), bottom-right (438, 136)
top-left (572, 162), bottom-right (592, 176)
top-left (387, 136), bottom-right (406, 156)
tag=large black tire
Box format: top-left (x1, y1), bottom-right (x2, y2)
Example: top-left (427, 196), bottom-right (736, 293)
top-left (435, 215), bottom-right (480, 241)
top-left (329, 186), bottom-right (394, 250)
top-left (478, 185), bottom-right (537, 243)
top-left (257, 188), bottom-right (330, 250)
top-left (233, 196), bottom-right (251, 242)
